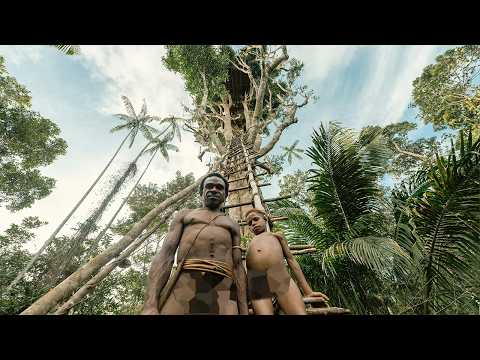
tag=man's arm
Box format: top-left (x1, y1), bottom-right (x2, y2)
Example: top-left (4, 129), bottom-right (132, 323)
top-left (141, 210), bottom-right (188, 315)
top-left (274, 232), bottom-right (329, 300)
top-left (232, 223), bottom-right (248, 315)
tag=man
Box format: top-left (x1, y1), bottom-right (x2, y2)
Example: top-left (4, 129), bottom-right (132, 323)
top-left (245, 208), bottom-right (328, 315)
top-left (141, 172), bottom-right (248, 315)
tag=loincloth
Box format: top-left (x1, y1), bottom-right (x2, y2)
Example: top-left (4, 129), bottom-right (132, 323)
top-left (182, 258), bottom-right (234, 280)
top-left (161, 259), bottom-right (237, 314)
top-left (247, 262), bottom-right (291, 300)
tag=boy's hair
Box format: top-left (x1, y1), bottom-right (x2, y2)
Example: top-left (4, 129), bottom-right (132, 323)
top-left (245, 208), bottom-right (274, 229)
top-left (199, 172), bottom-right (229, 195)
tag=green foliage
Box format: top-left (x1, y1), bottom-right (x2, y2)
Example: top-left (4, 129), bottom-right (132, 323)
top-left (0, 217), bottom-right (49, 314)
top-left (112, 171), bottom-right (201, 235)
top-left (393, 130), bottom-right (480, 314)
top-left (307, 123), bottom-right (386, 233)
top-left (280, 140), bottom-right (304, 165)
top-left (364, 121), bottom-right (438, 178)
top-left (53, 45), bottom-right (81, 55)
top-left (412, 45), bottom-right (480, 130)
top-left (278, 170), bottom-right (315, 215)
top-left (112, 96), bottom-right (160, 148)
top-left (276, 122), bottom-right (480, 314)
top-left (162, 45), bottom-right (234, 104)
top-left (274, 122), bottom-right (404, 314)
top-left (0, 56), bottom-right (67, 210)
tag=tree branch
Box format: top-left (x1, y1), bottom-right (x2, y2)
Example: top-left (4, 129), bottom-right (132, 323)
top-left (391, 141), bottom-right (427, 161)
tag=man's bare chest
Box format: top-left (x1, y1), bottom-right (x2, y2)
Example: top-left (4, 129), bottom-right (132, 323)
top-left (183, 210), bottom-right (232, 232)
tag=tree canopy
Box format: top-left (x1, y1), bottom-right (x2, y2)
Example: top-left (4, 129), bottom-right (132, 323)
top-left (412, 45), bottom-right (480, 130)
top-left (0, 56), bottom-right (67, 211)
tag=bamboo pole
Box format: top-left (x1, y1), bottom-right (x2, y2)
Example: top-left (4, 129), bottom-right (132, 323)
top-left (53, 209), bottom-right (174, 315)
top-left (20, 175), bottom-right (205, 315)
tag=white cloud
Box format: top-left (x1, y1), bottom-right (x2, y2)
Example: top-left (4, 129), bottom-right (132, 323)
top-left (353, 45), bottom-right (444, 127)
top-left (289, 45), bottom-right (360, 83)
top-left (0, 45), bottom-right (210, 250)
top-left (78, 45), bottom-right (191, 117)
top-left (0, 45), bottom-right (45, 64)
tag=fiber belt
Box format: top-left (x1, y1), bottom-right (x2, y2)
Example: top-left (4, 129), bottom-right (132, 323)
top-left (183, 258), bottom-right (234, 280)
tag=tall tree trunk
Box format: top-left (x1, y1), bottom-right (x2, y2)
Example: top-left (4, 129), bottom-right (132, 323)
top-left (20, 174), bottom-right (205, 315)
top-left (88, 147), bottom-right (160, 256)
top-left (5, 129), bottom-right (133, 293)
top-left (51, 130), bottom-right (166, 281)
top-left (54, 207), bottom-right (174, 315)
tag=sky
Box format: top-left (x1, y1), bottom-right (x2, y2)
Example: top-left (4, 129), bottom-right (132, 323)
top-left (0, 45), bottom-right (456, 250)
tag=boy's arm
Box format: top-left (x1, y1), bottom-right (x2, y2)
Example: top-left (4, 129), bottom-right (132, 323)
top-left (141, 209), bottom-right (188, 314)
top-left (274, 232), bottom-right (329, 300)
top-left (232, 222), bottom-right (248, 315)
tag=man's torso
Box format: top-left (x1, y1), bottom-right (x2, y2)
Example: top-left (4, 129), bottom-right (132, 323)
top-left (160, 208), bottom-right (239, 314)
top-left (177, 208), bottom-right (235, 266)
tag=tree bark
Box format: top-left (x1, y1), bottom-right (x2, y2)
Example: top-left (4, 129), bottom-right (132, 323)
top-left (391, 141), bottom-right (427, 161)
top-left (20, 175), bottom-right (205, 315)
top-left (6, 129), bottom-right (133, 293)
top-left (257, 107), bottom-right (298, 158)
top-left (54, 208), bottom-right (175, 315)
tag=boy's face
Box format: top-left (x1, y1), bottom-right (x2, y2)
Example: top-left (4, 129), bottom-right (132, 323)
top-left (246, 211), bottom-right (267, 235)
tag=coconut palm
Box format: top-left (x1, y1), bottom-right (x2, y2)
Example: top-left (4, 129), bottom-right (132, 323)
top-left (275, 122), bottom-right (409, 314)
top-left (53, 45), bottom-right (81, 55)
top-left (6, 96), bottom-right (156, 293)
top-left (280, 140), bottom-right (304, 165)
top-left (48, 118), bottom-right (181, 283)
top-left (87, 130), bottom-right (179, 256)
top-left (393, 130), bottom-right (480, 314)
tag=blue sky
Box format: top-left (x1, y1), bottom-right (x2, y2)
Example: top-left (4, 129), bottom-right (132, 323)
top-left (0, 45), bottom-right (455, 248)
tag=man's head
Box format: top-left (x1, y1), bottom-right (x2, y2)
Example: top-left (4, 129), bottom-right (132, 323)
top-left (199, 172), bottom-right (229, 210)
top-left (245, 208), bottom-right (272, 235)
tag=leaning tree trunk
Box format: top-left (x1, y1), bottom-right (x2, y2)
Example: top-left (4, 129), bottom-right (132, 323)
top-left (20, 174), bottom-right (205, 315)
top-left (54, 207), bottom-right (175, 315)
top-left (51, 132), bottom-right (168, 282)
top-left (5, 129), bottom-right (133, 293)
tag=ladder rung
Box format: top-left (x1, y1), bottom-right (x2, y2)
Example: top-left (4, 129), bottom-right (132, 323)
top-left (238, 216), bottom-right (288, 226)
top-left (229, 183), bottom-right (271, 192)
top-left (226, 167), bottom-right (248, 175)
top-left (228, 176), bottom-right (247, 183)
top-left (263, 195), bottom-right (292, 203)
top-left (222, 200), bottom-right (253, 209)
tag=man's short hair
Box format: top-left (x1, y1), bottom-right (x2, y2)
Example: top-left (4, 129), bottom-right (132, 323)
top-left (245, 208), bottom-right (273, 229)
top-left (199, 172), bottom-right (229, 195)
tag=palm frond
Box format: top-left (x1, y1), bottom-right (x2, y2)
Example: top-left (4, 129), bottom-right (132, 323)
top-left (306, 122), bottom-right (386, 234)
top-left (53, 45), bottom-right (81, 55)
top-left (405, 129), bottom-right (480, 313)
top-left (110, 123), bottom-right (131, 133)
top-left (139, 99), bottom-right (147, 118)
top-left (322, 236), bottom-right (412, 276)
top-left (121, 96), bottom-right (137, 119)
top-left (129, 127), bottom-right (140, 148)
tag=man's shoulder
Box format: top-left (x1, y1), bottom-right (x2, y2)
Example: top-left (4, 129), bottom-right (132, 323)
top-left (175, 208), bottom-right (194, 220)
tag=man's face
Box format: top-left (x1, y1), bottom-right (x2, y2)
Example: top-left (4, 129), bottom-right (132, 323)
top-left (246, 211), bottom-right (267, 235)
top-left (202, 176), bottom-right (226, 209)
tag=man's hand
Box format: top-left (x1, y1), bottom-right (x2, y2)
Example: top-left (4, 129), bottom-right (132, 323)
top-left (141, 306), bottom-right (160, 315)
top-left (304, 291), bottom-right (330, 302)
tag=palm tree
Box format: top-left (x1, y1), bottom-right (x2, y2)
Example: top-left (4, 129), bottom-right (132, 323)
top-left (275, 122), bottom-right (409, 314)
top-left (48, 118), bottom-right (180, 283)
top-left (87, 130), bottom-right (179, 256)
top-left (53, 45), bottom-right (81, 55)
top-left (5, 96), bottom-right (154, 293)
top-left (393, 130), bottom-right (480, 314)
top-left (280, 140), bottom-right (304, 165)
